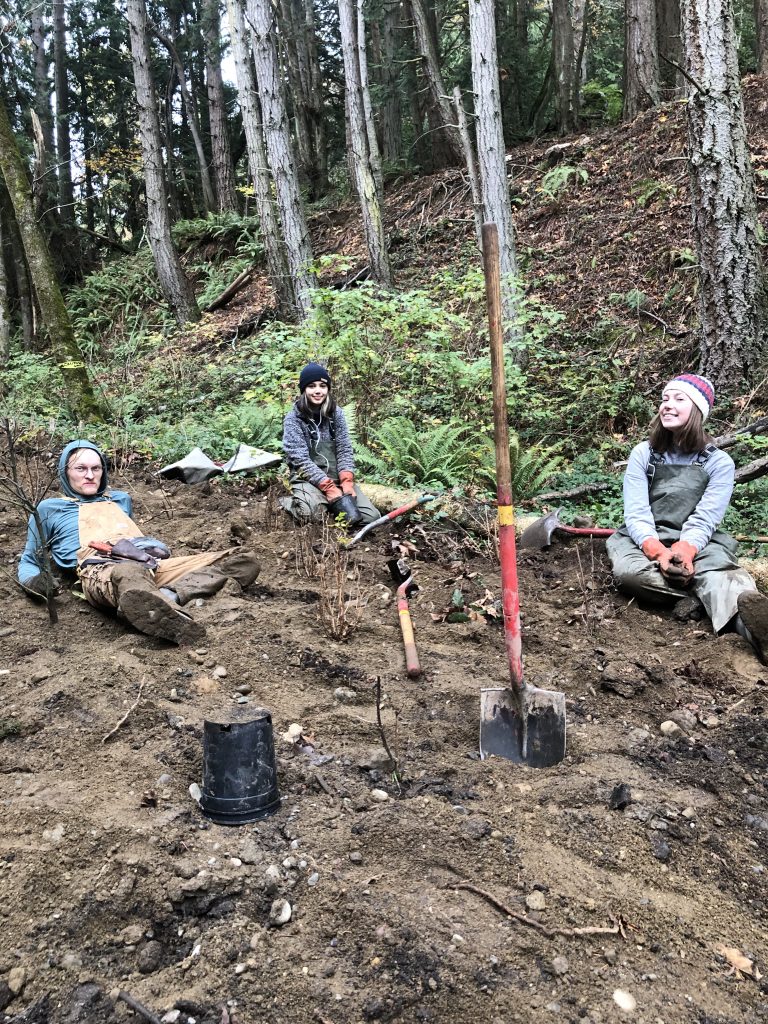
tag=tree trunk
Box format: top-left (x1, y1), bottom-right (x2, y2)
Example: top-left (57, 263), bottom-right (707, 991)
top-left (552, 0), bottom-right (579, 134)
top-left (624, 0), bottom-right (660, 118)
top-left (410, 0), bottom-right (463, 165)
top-left (248, 0), bottom-right (316, 316)
top-left (681, 0), bottom-right (768, 386)
top-left (338, 0), bottom-right (392, 285)
top-left (657, 0), bottom-right (683, 94)
top-left (277, 0), bottom-right (315, 192)
top-left (125, 0), bottom-right (201, 326)
top-left (371, 5), bottom-right (402, 166)
top-left (357, 0), bottom-right (385, 195)
top-left (203, 0), bottom-right (239, 213)
top-left (226, 0), bottom-right (294, 316)
top-left (0, 96), bottom-right (103, 420)
top-left (756, 0), bottom-right (768, 73)
top-left (469, 0), bottom-right (519, 347)
top-left (453, 85), bottom-right (484, 249)
top-left (303, 0), bottom-right (328, 192)
top-left (0, 209), bottom-right (9, 367)
top-left (31, 2), bottom-right (55, 218)
top-left (152, 22), bottom-right (217, 214)
top-left (7, 207), bottom-right (35, 350)
top-left (52, 0), bottom-right (75, 225)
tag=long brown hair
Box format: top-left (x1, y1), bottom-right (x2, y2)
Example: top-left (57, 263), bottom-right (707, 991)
top-left (648, 407), bottom-right (712, 454)
top-left (296, 390), bottom-right (337, 421)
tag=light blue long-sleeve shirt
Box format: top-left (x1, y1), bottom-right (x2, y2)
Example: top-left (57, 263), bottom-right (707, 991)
top-left (623, 441), bottom-right (734, 551)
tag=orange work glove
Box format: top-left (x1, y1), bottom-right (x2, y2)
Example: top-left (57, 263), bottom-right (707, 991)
top-left (338, 470), bottom-right (356, 497)
top-left (641, 537), bottom-right (673, 573)
top-left (318, 477), bottom-right (343, 502)
top-left (669, 540), bottom-right (698, 580)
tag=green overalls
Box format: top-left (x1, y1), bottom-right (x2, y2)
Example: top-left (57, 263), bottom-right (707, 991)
top-left (607, 453), bottom-right (756, 632)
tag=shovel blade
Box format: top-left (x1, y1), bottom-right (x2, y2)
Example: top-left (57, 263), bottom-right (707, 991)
top-left (480, 686), bottom-right (566, 768)
top-left (519, 509), bottom-right (561, 550)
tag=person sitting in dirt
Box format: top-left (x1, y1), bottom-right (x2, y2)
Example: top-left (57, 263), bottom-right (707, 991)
top-left (17, 439), bottom-right (260, 644)
top-left (281, 363), bottom-right (380, 527)
top-left (606, 373), bottom-right (768, 661)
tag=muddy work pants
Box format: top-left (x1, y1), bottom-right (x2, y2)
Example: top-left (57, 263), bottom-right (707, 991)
top-left (284, 481), bottom-right (380, 526)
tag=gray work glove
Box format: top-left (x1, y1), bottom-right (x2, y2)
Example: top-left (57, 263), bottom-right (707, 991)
top-left (24, 572), bottom-right (62, 599)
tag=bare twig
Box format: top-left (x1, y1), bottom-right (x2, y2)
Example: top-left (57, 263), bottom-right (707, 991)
top-left (452, 881), bottom-right (627, 939)
top-left (102, 677), bottom-right (147, 744)
top-left (116, 991), bottom-right (163, 1024)
top-left (373, 676), bottom-right (402, 787)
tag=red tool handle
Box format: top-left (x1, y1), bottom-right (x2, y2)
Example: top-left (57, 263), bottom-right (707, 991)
top-left (396, 580), bottom-right (422, 678)
top-left (560, 526), bottom-right (615, 538)
top-left (482, 223), bottom-right (524, 694)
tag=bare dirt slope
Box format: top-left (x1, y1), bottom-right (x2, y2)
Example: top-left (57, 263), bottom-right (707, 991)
top-left (0, 472), bottom-right (766, 1024)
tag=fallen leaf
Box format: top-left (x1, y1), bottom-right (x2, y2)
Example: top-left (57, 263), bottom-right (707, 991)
top-left (715, 944), bottom-right (762, 979)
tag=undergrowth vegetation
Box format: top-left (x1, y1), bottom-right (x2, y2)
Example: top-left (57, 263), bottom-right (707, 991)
top-left (2, 215), bottom-right (766, 533)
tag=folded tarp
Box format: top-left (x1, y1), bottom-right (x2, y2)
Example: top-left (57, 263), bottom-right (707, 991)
top-left (158, 443), bottom-right (282, 484)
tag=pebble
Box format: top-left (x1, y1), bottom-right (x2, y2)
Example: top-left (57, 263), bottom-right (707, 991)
top-left (669, 709), bottom-right (696, 732)
top-left (31, 669), bottom-right (51, 684)
top-left (681, 806), bottom-right (696, 819)
top-left (235, 696), bottom-right (249, 705)
top-left (334, 687), bottom-right (358, 703)
top-left (212, 665), bottom-right (228, 678)
top-left (307, 872), bottom-right (320, 887)
top-left (349, 851), bottom-right (363, 864)
top-left (650, 836), bottom-right (671, 862)
top-left (235, 684), bottom-right (252, 695)
top-left (659, 721), bottom-right (682, 737)
top-left (462, 817), bottom-right (491, 840)
top-left (161, 1013), bottom-right (181, 1024)
top-left (138, 940), bottom-right (163, 974)
top-left (613, 989), bottom-right (637, 1012)
top-left (369, 789), bottom-right (389, 802)
top-left (626, 728), bottom-right (650, 746)
top-left (604, 947), bottom-right (618, 965)
top-left (158, 773), bottom-right (172, 786)
top-left (234, 963), bottom-right (247, 975)
top-left (701, 714), bottom-right (720, 729)
top-left (552, 956), bottom-right (569, 975)
top-left (526, 891), bottom-right (546, 911)
top-left (7, 968), bottom-right (26, 996)
top-left (269, 899), bottom-right (292, 925)
top-left (230, 858), bottom-right (242, 867)
top-left (745, 814), bottom-right (768, 830)
top-left (451, 934), bottom-right (465, 946)
top-left (120, 924), bottom-right (145, 945)
top-left (240, 839), bottom-right (261, 865)
top-left (263, 864), bottom-right (282, 892)
top-left (60, 951), bottom-right (82, 971)
top-left (358, 747), bottom-right (395, 772)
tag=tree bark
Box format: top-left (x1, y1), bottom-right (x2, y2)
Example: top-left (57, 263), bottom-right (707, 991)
top-left (203, 0), bottom-right (239, 212)
top-left (623, 0), bottom-right (660, 119)
top-left (248, 0), bottom-right (316, 316)
top-left (410, 0), bottom-right (463, 164)
top-left (52, 0), bottom-right (75, 225)
top-left (31, 2), bottom-right (55, 218)
top-left (469, 0), bottom-right (519, 348)
top-left (371, 4), bottom-right (402, 166)
top-left (552, 0), bottom-right (579, 134)
top-left (338, 0), bottom-right (392, 285)
top-left (125, 0), bottom-right (201, 326)
top-left (0, 96), bottom-right (103, 420)
top-left (756, 0), bottom-right (768, 73)
top-left (357, 0), bottom-right (385, 195)
top-left (681, 0), bottom-right (768, 387)
top-left (657, 0), bottom-right (683, 93)
top-left (226, 0), bottom-right (294, 316)
top-left (453, 86), bottom-right (484, 250)
top-left (0, 209), bottom-right (9, 366)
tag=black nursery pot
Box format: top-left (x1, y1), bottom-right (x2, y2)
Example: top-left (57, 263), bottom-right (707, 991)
top-left (200, 713), bottom-right (281, 825)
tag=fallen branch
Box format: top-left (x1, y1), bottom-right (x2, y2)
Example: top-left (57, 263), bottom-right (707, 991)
top-left (734, 454), bottom-right (768, 484)
top-left (102, 677), bottom-right (147, 744)
top-left (203, 268), bottom-right (253, 313)
top-left (712, 416), bottom-right (768, 449)
top-left (522, 482), bottom-right (611, 507)
top-left (116, 991), bottom-right (163, 1024)
top-left (452, 881), bottom-right (627, 939)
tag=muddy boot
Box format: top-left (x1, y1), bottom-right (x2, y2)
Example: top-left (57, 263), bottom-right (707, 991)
top-left (212, 550), bottom-right (261, 590)
top-left (172, 568), bottom-right (229, 606)
top-left (112, 563), bottom-right (203, 645)
top-left (736, 592), bottom-right (768, 663)
top-left (673, 595), bottom-right (705, 622)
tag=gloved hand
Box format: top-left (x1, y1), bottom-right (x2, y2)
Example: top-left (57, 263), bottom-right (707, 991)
top-left (329, 494), bottom-right (363, 526)
top-left (132, 536), bottom-right (171, 559)
top-left (109, 538), bottom-right (159, 569)
top-left (24, 571), bottom-right (62, 599)
top-left (338, 470), bottom-right (356, 497)
top-left (668, 540), bottom-right (698, 583)
top-left (318, 477), bottom-right (343, 503)
top-left (641, 537), bottom-right (673, 573)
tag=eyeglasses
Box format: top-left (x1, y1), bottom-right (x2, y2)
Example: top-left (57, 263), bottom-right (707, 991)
top-left (69, 464), bottom-right (103, 476)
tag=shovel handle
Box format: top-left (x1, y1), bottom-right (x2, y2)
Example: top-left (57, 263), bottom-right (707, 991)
top-left (482, 223), bottom-right (523, 693)
top-left (346, 494), bottom-right (435, 548)
top-left (397, 582), bottom-right (421, 678)
top-left (558, 526), bottom-right (615, 538)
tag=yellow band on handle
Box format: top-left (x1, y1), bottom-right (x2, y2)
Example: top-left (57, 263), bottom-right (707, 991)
top-left (498, 505), bottom-right (515, 527)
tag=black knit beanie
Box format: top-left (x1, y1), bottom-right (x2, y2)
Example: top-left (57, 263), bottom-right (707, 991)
top-left (299, 363), bottom-right (332, 392)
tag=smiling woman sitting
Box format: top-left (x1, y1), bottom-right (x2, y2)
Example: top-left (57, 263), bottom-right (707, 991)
top-left (606, 373), bottom-right (768, 661)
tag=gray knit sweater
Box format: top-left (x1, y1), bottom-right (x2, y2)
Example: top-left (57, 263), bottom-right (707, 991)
top-left (282, 403), bottom-right (355, 486)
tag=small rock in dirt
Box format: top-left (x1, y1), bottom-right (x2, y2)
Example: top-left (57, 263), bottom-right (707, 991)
top-left (0, 626), bottom-right (15, 639)
top-left (369, 789), bottom-right (389, 802)
top-left (175, 859), bottom-right (198, 879)
top-left (349, 851), bottom-right (363, 864)
top-left (60, 951), bottom-right (82, 971)
top-left (30, 669), bottom-right (51, 684)
top-left (700, 714), bottom-right (720, 728)
top-left (138, 940), bottom-right (163, 974)
top-left (188, 783), bottom-right (202, 804)
top-left (161, 1012), bottom-right (181, 1024)
top-left (7, 967), bottom-right (26, 996)
top-left (608, 783), bottom-right (632, 810)
top-left (526, 891), bottom-right (546, 911)
top-left (263, 864), bottom-right (282, 892)
top-left (269, 899), bottom-right (292, 926)
top-left (212, 665), bottom-right (228, 678)
top-left (307, 872), bottom-right (319, 887)
top-left (120, 924), bottom-right (145, 945)
top-left (451, 934), bottom-right (465, 947)
top-left (681, 806), bottom-right (696, 820)
top-left (745, 814), bottom-right (768, 830)
top-left (43, 823), bottom-right (65, 845)
top-left (600, 662), bottom-right (646, 698)
top-left (235, 684), bottom-right (252, 695)
top-left (613, 989), bottom-right (637, 1012)
top-left (462, 817), bottom-right (491, 840)
top-left (673, 595), bottom-right (704, 622)
top-left (650, 836), bottom-right (671, 862)
top-left (234, 962), bottom-right (248, 975)
top-left (552, 956), bottom-right (569, 976)
top-left (0, 982), bottom-right (11, 1012)
top-left (358, 747), bottom-right (395, 772)
top-left (603, 947), bottom-right (618, 965)
top-left (334, 687), bottom-right (358, 703)
top-left (659, 721), bottom-right (682, 737)
top-left (669, 709), bottom-right (697, 733)
top-left (625, 728), bottom-right (650, 748)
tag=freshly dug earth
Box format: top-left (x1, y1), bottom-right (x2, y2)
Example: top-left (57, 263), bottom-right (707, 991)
top-left (0, 471), bottom-right (766, 1024)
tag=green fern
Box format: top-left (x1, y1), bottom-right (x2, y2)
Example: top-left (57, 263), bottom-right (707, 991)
top-left (478, 433), bottom-right (565, 500)
top-left (371, 417), bottom-right (485, 488)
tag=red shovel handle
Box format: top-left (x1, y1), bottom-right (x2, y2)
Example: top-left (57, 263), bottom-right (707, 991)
top-left (559, 526), bottom-right (615, 538)
top-left (482, 223), bottom-right (523, 693)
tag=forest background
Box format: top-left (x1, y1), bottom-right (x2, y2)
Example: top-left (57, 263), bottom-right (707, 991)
top-left (0, 0), bottom-right (766, 538)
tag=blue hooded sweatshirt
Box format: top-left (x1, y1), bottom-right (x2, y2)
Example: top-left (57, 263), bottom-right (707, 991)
top-left (17, 440), bottom-right (132, 585)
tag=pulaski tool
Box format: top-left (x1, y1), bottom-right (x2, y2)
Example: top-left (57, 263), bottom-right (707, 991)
top-left (478, 223), bottom-right (566, 768)
top-left (387, 555), bottom-right (422, 678)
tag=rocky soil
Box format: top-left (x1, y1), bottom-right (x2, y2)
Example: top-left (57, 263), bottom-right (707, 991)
top-left (0, 471), bottom-right (766, 1024)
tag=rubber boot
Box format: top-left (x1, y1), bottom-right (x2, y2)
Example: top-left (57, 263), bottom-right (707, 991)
top-left (112, 563), bottom-right (203, 645)
top-left (172, 551), bottom-right (260, 606)
top-left (210, 550), bottom-right (261, 589)
top-left (736, 592), bottom-right (768, 663)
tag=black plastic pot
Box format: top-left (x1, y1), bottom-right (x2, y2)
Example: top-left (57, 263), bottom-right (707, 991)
top-left (200, 713), bottom-right (280, 825)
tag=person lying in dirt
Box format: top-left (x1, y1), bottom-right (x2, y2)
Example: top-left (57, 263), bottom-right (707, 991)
top-left (606, 373), bottom-right (768, 661)
top-left (17, 439), bottom-right (260, 644)
top-left (281, 362), bottom-right (380, 527)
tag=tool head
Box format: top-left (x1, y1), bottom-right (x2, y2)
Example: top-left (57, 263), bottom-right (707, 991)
top-left (387, 557), bottom-right (418, 594)
top-left (480, 685), bottom-right (566, 767)
top-left (519, 508), bottom-right (564, 550)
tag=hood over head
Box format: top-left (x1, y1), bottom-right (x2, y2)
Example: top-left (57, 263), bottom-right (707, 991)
top-left (58, 439), bottom-right (109, 498)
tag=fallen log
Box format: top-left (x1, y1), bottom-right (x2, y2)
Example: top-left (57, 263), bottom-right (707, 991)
top-left (203, 268), bottom-right (253, 313)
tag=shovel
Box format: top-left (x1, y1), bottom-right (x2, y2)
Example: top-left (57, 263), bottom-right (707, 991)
top-left (478, 223), bottom-right (566, 768)
top-left (346, 494), bottom-right (435, 549)
top-left (387, 556), bottom-right (422, 678)
top-left (520, 508), bottom-right (615, 550)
